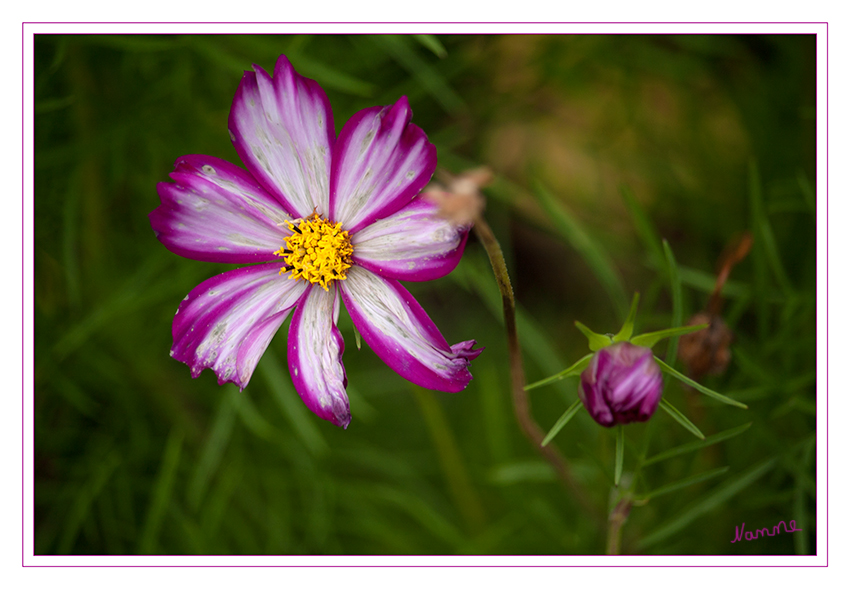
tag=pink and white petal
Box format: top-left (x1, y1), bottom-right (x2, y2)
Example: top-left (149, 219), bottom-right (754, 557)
top-left (228, 55), bottom-right (334, 218)
top-left (340, 267), bottom-right (482, 392)
top-left (287, 286), bottom-right (351, 428)
top-left (329, 96), bottom-right (436, 234)
top-left (351, 197), bottom-right (469, 281)
top-left (151, 155), bottom-right (291, 264)
top-left (171, 263), bottom-right (308, 390)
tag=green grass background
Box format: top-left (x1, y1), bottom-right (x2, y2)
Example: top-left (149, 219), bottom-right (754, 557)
top-left (33, 34), bottom-right (816, 555)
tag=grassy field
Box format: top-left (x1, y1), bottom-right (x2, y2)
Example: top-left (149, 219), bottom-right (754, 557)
top-left (33, 34), bottom-right (816, 555)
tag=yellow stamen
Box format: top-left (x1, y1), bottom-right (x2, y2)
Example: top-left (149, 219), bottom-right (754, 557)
top-left (274, 214), bottom-right (354, 291)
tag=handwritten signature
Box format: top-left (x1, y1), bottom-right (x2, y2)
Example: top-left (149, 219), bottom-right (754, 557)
top-left (731, 520), bottom-right (803, 543)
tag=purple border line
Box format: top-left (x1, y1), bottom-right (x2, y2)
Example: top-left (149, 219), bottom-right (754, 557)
top-left (21, 22), bottom-right (827, 567)
top-left (21, 21), bottom-right (26, 571)
top-left (18, 21), bottom-right (831, 23)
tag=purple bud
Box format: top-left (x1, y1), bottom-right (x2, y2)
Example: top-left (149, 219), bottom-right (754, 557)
top-left (579, 342), bottom-right (663, 427)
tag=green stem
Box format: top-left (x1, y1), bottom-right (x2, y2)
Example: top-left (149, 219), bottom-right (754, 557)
top-left (614, 426), bottom-right (625, 487)
top-left (606, 498), bottom-right (632, 555)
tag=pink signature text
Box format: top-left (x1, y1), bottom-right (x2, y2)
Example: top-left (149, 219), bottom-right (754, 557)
top-left (730, 520), bottom-right (803, 543)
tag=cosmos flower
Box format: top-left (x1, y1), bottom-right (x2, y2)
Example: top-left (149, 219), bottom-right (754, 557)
top-left (578, 342), bottom-right (663, 427)
top-left (150, 55), bottom-right (481, 428)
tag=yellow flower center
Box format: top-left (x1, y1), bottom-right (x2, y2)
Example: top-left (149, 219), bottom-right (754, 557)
top-left (274, 214), bottom-right (354, 291)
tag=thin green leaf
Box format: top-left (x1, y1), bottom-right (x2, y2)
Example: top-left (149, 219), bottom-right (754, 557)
top-left (678, 266), bottom-right (752, 300)
top-left (413, 387), bottom-right (486, 531)
top-left (413, 34), bottom-right (448, 58)
top-left (614, 426), bottom-right (625, 487)
top-left (643, 422), bottom-right (752, 465)
top-left (749, 161), bottom-right (793, 294)
top-left (662, 239), bottom-right (683, 365)
top-left (188, 393), bottom-right (236, 511)
top-left (748, 161), bottom-right (770, 339)
top-left (533, 182), bottom-right (629, 316)
top-left (229, 387), bottom-right (279, 442)
top-left (639, 466), bottom-right (730, 500)
top-left (525, 354), bottom-right (593, 391)
top-left (138, 428), bottom-right (184, 554)
top-left (659, 398), bottom-right (705, 440)
top-left (639, 457), bottom-right (777, 549)
top-left (372, 35), bottom-right (464, 113)
top-left (57, 450), bottom-right (121, 554)
top-left (655, 358), bottom-right (749, 409)
top-left (541, 399), bottom-right (583, 446)
top-left (631, 324), bottom-right (708, 349)
top-left (796, 170), bottom-right (816, 214)
top-left (259, 350), bottom-right (329, 457)
top-left (489, 461), bottom-right (557, 485)
top-left (287, 54), bottom-right (376, 97)
top-left (621, 185), bottom-right (665, 268)
top-left (575, 321), bottom-right (612, 352)
top-left (613, 292), bottom-right (641, 342)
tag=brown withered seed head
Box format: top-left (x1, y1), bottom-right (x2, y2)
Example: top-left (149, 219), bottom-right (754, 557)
top-left (678, 312), bottom-right (733, 380)
top-left (423, 167), bottom-right (491, 226)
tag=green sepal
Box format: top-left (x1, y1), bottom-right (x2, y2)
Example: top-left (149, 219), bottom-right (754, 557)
top-left (630, 323), bottom-right (708, 349)
top-left (525, 353), bottom-right (593, 391)
top-left (613, 292), bottom-right (640, 342)
top-left (655, 358), bottom-right (749, 409)
top-left (575, 321), bottom-right (612, 352)
top-left (541, 399), bottom-right (583, 446)
top-left (659, 398), bottom-right (705, 440)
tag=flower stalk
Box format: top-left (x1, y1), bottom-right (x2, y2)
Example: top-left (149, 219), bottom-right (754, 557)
top-left (472, 217), bottom-right (597, 517)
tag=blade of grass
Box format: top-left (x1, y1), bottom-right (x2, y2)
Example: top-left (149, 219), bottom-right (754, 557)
top-left (643, 422), bottom-right (752, 465)
top-left (229, 386), bottom-right (279, 443)
top-left (56, 450), bottom-right (121, 554)
top-left (258, 349), bottom-right (328, 457)
top-left (613, 293), bottom-right (641, 342)
top-left (621, 185), bottom-right (665, 268)
top-left (488, 460), bottom-right (557, 485)
top-left (371, 35), bottom-right (464, 113)
top-left (748, 160), bottom-right (770, 339)
top-left (533, 182), bottom-right (629, 316)
top-left (656, 358), bottom-right (749, 409)
top-left (678, 266), bottom-right (753, 300)
top-left (188, 393), bottom-right (236, 511)
top-left (659, 398), bottom-right (705, 440)
top-left (639, 457), bottom-right (777, 549)
top-left (138, 428), bottom-right (184, 554)
top-left (638, 466), bottom-right (730, 500)
top-left (662, 239), bottom-right (683, 365)
top-left (541, 399), bottom-right (583, 446)
top-left (287, 54), bottom-right (376, 97)
top-left (749, 160), bottom-right (793, 294)
top-left (796, 169), bottom-right (816, 214)
top-left (413, 387), bottom-right (486, 532)
top-left (413, 34), bottom-right (448, 58)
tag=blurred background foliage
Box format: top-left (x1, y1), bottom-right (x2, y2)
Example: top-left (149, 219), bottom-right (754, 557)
top-left (33, 34), bottom-right (816, 555)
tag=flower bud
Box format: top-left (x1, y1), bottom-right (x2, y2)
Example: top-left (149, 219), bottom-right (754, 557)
top-left (579, 342), bottom-right (663, 427)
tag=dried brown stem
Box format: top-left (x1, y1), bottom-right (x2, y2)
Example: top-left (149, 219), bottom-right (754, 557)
top-left (473, 218), bottom-right (598, 518)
